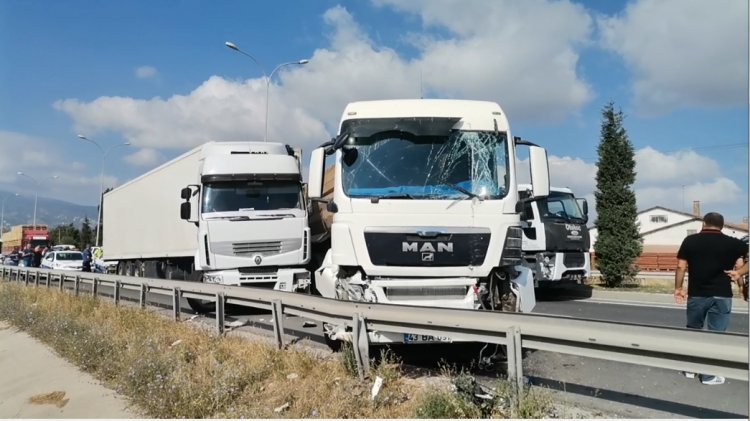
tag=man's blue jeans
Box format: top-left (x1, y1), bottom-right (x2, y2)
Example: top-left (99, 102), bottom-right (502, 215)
top-left (686, 296), bottom-right (732, 332)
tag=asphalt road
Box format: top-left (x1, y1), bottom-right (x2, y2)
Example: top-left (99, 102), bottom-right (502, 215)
top-left (89, 283), bottom-right (749, 418)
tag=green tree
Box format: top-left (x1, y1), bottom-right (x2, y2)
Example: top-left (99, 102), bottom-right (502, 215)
top-left (50, 223), bottom-right (80, 247)
top-left (80, 217), bottom-right (93, 250)
top-left (594, 102), bottom-right (642, 286)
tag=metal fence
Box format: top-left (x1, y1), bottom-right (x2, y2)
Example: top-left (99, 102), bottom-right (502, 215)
top-left (1, 265), bottom-right (747, 388)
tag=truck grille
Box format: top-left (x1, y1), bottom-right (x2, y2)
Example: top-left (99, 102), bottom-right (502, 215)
top-left (364, 230), bottom-right (491, 267)
top-left (563, 252), bottom-right (585, 267)
top-left (211, 239), bottom-right (302, 257)
top-left (233, 241), bottom-right (282, 255)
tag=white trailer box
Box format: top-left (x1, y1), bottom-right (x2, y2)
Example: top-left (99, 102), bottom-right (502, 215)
top-left (104, 146), bottom-right (200, 260)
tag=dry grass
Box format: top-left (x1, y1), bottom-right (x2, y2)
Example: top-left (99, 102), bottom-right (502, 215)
top-left (28, 391), bottom-right (69, 408)
top-left (0, 282), bottom-right (556, 418)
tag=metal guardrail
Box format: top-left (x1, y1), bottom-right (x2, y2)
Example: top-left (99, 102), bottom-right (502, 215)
top-left (1, 265), bottom-right (747, 388)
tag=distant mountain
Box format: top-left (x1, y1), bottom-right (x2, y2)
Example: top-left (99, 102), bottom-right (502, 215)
top-left (0, 190), bottom-right (97, 231)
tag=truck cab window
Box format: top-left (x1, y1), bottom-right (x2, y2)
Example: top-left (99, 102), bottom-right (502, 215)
top-left (202, 180), bottom-right (303, 213)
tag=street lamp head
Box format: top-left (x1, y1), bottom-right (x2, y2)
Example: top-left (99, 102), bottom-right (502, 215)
top-left (225, 41), bottom-right (239, 51)
top-left (52, 175), bottom-right (59, 180)
top-left (16, 171), bottom-right (23, 175)
top-left (77, 134), bottom-right (88, 140)
top-left (123, 142), bottom-right (132, 146)
top-left (298, 59), bottom-right (310, 65)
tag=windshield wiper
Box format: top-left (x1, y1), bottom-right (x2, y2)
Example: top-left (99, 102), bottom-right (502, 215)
top-left (446, 184), bottom-right (481, 200)
top-left (370, 193), bottom-right (415, 203)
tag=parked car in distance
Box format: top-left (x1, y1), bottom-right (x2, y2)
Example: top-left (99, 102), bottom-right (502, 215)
top-left (51, 244), bottom-right (77, 251)
top-left (40, 251), bottom-right (84, 271)
top-left (2, 252), bottom-right (19, 266)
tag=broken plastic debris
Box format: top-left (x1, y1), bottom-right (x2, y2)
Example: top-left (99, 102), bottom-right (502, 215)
top-left (170, 339), bottom-right (182, 347)
top-left (302, 321), bottom-right (317, 328)
top-left (371, 376), bottom-right (383, 400)
top-left (224, 320), bottom-right (248, 328)
top-left (274, 403), bottom-right (290, 413)
top-left (286, 373), bottom-right (299, 380)
top-left (188, 315), bottom-right (199, 321)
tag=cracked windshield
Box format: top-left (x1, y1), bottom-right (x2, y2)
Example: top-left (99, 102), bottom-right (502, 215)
top-left (341, 127), bottom-right (509, 200)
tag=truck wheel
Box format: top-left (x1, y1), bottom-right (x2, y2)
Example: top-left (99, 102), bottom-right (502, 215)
top-left (186, 298), bottom-right (216, 314)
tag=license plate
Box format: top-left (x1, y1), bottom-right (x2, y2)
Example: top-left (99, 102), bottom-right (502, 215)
top-left (403, 333), bottom-right (453, 343)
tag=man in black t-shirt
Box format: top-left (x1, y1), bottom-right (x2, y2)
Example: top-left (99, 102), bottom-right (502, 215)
top-left (674, 212), bottom-right (748, 385)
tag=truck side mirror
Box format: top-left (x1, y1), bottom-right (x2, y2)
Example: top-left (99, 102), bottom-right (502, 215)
top-left (180, 184), bottom-right (200, 223)
top-left (576, 198), bottom-right (589, 216)
top-left (180, 202), bottom-right (191, 220)
top-left (307, 147), bottom-right (325, 199)
top-left (529, 146), bottom-right (550, 198)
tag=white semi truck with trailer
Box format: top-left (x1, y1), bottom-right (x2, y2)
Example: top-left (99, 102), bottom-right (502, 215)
top-left (518, 184), bottom-right (591, 287)
top-left (306, 99), bottom-right (551, 346)
top-left (102, 141), bottom-right (311, 312)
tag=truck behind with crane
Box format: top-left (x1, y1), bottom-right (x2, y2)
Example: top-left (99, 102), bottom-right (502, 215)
top-left (517, 185), bottom-right (591, 288)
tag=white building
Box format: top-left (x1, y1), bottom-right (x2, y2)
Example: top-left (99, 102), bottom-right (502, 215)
top-left (590, 203), bottom-right (748, 253)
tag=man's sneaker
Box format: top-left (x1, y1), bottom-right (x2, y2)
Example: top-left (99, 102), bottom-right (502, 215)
top-left (681, 371), bottom-right (696, 379)
top-left (701, 375), bottom-right (725, 385)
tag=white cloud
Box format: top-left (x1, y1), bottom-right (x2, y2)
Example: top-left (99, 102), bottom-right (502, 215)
top-left (124, 148), bottom-right (162, 167)
top-left (0, 131), bottom-right (118, 206)
top-left (54, 76), bottom-right (329, 153)
top-left (55, 3), bottom-right (596, 158)
top-left (376, 0), bottom-right (594, 120)
top-left (598, 0), bottom-right (748, 114)
top-left (135, 65), bottom-right (158, 79)
top-left (634, 147), bottom-right (721, 187)
top-left (516, 146), bottom-right (743, 221)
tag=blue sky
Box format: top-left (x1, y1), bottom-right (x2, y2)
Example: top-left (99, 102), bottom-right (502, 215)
top-left (0, 0), bottom-right (747, 223)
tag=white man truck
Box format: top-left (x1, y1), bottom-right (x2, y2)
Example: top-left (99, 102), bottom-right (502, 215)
top-left (102, 141), bottom-right (311, 312)
top-left (518, 185), bottom-right (591, 287)
top-left (306, 99), bottom-right (551, 345)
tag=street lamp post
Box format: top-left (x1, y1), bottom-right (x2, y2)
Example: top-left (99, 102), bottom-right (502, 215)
top-left (77, 135), bottom-right (131, 247)
top-left (17, 172), bottom-right (39, 229)
top-left (1, 193), bottom-right (19, 238)
top-left (225, 41), bottom-right (309, 142)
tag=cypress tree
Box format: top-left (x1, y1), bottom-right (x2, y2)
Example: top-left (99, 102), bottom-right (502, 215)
top-left (594, 102), bottom-right (642, 286)
top-left (80, 217), bottom-right (93, 249)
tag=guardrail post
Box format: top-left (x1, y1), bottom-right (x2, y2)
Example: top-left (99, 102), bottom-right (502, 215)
top-left (25, 269), bottom-right (30, 286)
top-left (45, 272), bottom-right (51, 288)
top-left (172, 287), bottom-right (181, 321)
top-left (74, 275), bottom-right (80, 296)
top-left (139, 283), bottom-right (148, 309)
top-left (34, 270), bottom-right (39, 287)
top-left (215, 293), bottom-right (225, 335)
top-left (92, 277), bottom-right (99, 297)
top-left (506, 325), bottom-right (524, 405)
top-left (271, 299), bottom-right (284, 349)
top-left (351, 313), bottom-right (370, 379)
top-left (113, 280), bottom-right (121, 306)
top-left (58, 275), bottom-right (64, 292)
